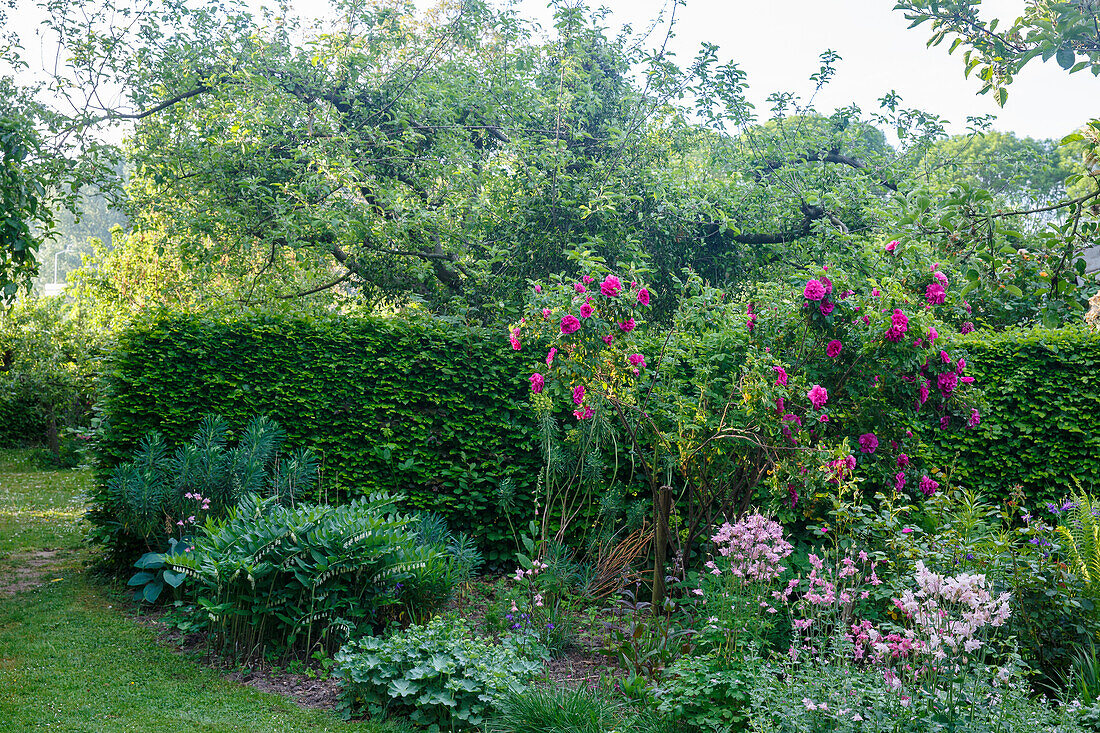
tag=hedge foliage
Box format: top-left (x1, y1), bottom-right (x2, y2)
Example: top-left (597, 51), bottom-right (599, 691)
top-left (927, 325), bottom-right (1100, 505)
top-left (97, 312), bottom-right (540, 562)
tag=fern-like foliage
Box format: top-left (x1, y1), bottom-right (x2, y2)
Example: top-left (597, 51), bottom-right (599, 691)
top-left (1056, 490), bottom-right (1100, 601)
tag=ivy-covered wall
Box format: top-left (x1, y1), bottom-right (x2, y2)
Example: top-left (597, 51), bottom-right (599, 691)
top-left (927, 326), bottom-right (1100, 505)
top-left (97, 312), bottom-right (540, 562)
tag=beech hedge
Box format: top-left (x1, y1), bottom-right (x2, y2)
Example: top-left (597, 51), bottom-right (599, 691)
top-left (926, 325), bottom-right (1100, 505)
top-left (96, 312), bottom-right (540, 562)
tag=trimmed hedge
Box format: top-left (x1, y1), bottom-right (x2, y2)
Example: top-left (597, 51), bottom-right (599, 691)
top-left (97, 312), bottom-right (539, 562)
top-left (927, 326), bottom-right (1100, 505)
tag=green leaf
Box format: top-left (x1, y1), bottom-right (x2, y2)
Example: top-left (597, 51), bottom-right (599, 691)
top-left (134, 553), bottom-right (165, 569)
top-left (127, 571), bottom-right (156, 586)
top-left (1056, 47), bottom-right (1075, 70)
top-left (142, 580), bottom-right (164, 603)
top-left (162, 569), bottom-right (186, 588)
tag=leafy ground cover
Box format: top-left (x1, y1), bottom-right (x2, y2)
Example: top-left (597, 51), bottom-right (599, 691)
top-left (0, 450), bottom-right (410, 733)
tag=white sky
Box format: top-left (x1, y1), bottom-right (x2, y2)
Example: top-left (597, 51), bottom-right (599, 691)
top-left (6, 0), bottom-right (1098, 140)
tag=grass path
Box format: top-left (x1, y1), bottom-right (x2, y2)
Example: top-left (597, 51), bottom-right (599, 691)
top-left (0, 450), bottom-right (406, 733)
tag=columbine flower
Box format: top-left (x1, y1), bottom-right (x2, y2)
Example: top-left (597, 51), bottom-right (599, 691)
top-left (601, 275), bottom-right (622, 297)
top-left (803, 280), bottom-right (827, 301)
top-left (807, 384), bottom-right (828, 410)
top-left (826, 339), bottom-right (843, 358)
top-left (529, 373), bottom-right (544, 393)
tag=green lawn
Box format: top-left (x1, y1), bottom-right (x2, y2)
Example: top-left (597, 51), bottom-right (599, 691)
top-left (0, 450), bottom-right (409, 733)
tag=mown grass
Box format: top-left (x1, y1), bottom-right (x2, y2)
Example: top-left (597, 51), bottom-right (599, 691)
top-left (0, 449), bottom-right (410, 733)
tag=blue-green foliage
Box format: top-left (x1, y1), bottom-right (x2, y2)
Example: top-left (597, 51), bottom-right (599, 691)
top-left (90, 414), bottom-right (318, 565)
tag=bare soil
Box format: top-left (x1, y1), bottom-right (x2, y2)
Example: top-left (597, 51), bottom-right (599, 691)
top-left (0, 550), bottom-right (65, 599)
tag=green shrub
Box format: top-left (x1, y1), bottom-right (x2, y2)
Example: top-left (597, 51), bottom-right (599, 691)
top-left (925, 325), bottom-right (1100, 506)
top-left (167, 492), bottom-right (448, 656)
top-left (96, 312), bottom-right (540, 562)
top-left (89, 414), bottom-right (318, 566)
top-left (334, 616), bottom-right (544, 731)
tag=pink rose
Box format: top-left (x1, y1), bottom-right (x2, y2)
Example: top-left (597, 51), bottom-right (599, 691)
top-left (572, 385), bottom-right (585, 405)
top-left (601, 275), bottom-right (622, 297)
top-left (858, 433), bottom-right (878, 454)
top-left (529, 373), bottom-right (544, 393)
top-left (509, 328), bottom-right (521, 351)
top-left (819, 300), bottom-right (835, 316)
top-left (774, 366), bottom-right (788, 386)
top-left (807, 384), bottom-right (828, 410)
top-left (619, 317), bottom-right (635, 332)
top-left (574, 282), bottom-right (587, 294)
top-left (580, 303), bottom-right (594, 318)
top-left (803, 280), bottom-right (827, 301)
top-left (628, 353), bottom-right (646, 369)
top-left (546, 347), bottom-right (557, 366)
top-left (560, 315), bottom-right (581, 335)
top-left (885, 240), bottom-right (898, 252)
top-left (602, 334), bottom-right (614, 346)
top-left (636, 288), bottom-right (650, 305)
top-left (826, 339), bottom-right (842, 358)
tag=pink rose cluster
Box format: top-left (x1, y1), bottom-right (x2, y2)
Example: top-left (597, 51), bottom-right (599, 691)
top-left (885, 309), bottom-right (909, 343)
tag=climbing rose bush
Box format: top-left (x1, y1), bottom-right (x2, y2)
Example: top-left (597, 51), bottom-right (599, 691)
top-left (510, 246), bottom-right (983, 536)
